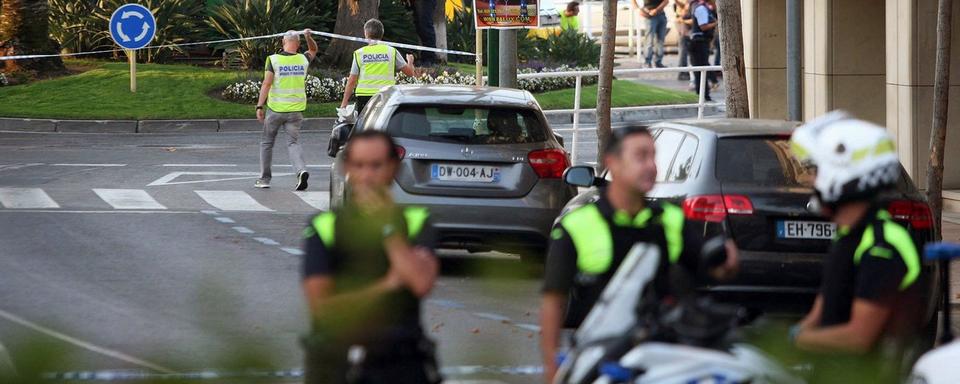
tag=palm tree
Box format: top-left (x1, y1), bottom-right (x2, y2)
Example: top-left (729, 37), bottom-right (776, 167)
top-left (324, 0), bottom-right (378, 67)
top-left (0, 0), bottom-right (66, 74)
top-left (595, 0), bottom-right (617, 169)
top-left (927, 0), bottom-right (953, 240)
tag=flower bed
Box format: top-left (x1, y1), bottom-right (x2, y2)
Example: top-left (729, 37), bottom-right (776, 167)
top-left (220, 65), bottom-right (598, 104)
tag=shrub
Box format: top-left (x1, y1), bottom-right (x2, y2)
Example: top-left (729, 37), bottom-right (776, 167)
top-left (446, 4), bottom-right (476, 64)
top-left (207, 0), bottom-right (321, 69)
top-left (222, 75), bottom-right (346, 104)
top-left (379, 0), bottom-right (420, 47)
top-left (535, 28), bottom-right (601, 68)
top-left (49, 0), bottom-right (106, 54)
top-left (92, 0), bottom-right (207, 63)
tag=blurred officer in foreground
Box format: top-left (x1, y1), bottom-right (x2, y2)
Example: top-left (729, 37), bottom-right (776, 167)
top-left (788, 112), bottom-right (926, 381)
top-left (301, 130), bottom-right (441, 384)
top-left (540, 126), bottom-right (739, 382)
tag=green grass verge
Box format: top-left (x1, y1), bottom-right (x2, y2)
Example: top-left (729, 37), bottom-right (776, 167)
top-left (0, 61), bottom-right (337, 120)
top-left (0, 61), bottom-right (694, 120)
top-left (533, 80), bottom-right (699, 110)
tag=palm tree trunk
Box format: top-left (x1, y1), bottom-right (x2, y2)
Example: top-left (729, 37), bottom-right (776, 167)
top-left (927, 0), bottom-right (953, 241)
top-left (595, 0), bottom-right (617, 169)
top-left (716, 0), bottom-right (749, 118)
top-left (324, 0), bottom-right (378, 68)
top-left (0, 0), bottom-right (65, 75)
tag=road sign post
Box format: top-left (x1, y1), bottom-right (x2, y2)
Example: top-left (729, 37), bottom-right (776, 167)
top-left (109, 4), bottom-right (156, 94)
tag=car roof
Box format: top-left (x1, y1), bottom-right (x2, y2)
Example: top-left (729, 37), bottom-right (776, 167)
top-left (655, 118), bottom-right (802, 137)
top-left (380, 85), bottom-right (538, 109)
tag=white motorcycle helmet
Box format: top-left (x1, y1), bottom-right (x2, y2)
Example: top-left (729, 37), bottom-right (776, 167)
top-left (790, 110), bottom-right (901, 206)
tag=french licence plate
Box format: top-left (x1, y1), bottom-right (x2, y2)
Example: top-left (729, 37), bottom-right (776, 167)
top-left (777, 220), bottom-right (836, 240)
top-left (431, 164), bottom-right (501, 183)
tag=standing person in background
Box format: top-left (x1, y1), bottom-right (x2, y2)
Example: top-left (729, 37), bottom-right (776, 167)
top-left (674, 0), bottom-right (691, 82)
top-left (409, 0), bottom-right (438, 67)
top-left (633, 0), bottom-right (668, 68)
top-left (707, 0), bottom-right (721, 89)
top-left (560, 1), bottom-right (581, 31)
top-left (255, 29), bottom-right (317, 191)
top-left (340, 19), bottom-right (417, 114)
top-left (684, 0), bottom-right (716, 101)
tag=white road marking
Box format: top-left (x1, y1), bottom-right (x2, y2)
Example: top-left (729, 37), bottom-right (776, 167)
top-left (280, 247), bottom-right (304, 256)
top-left (278, 164), bottom-right (332, 169)
top-left (161, 164), bottom-right (237, 167)
top-left (214, 217), bottom-right (235, 224)
top-left (93, 189), bottom-right (167, 210)
top-left (51, 163), bottom-right (126, 167)
top-left (194, 191), bottom-right (272, 212)
top-left (0, 163), bottom-right (44, 171)
top-left (0, 308), bottom-right (175, 374)
top-left (200, 210), bottom-right (218, 215)
top-left (0, 210), bottom-right (197, 214)
top-left (148, 172), bottom-right (292, 187)
top-left (253, 237), bottom-right (280, 246)
top-left (293, 191), bottom-right (330, 210)
top-left (232, 226), bottom-right (254, 234)
top-left (0, 188), bottom-right (60, 209)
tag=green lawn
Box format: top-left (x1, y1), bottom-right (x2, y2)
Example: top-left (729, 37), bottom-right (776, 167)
top-left (0, 61), bottom-right (695, 120)
top-left (533, 80), bottom-right (699, 110)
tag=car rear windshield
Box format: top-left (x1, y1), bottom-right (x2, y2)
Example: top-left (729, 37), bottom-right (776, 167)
top-left (386, 105), bottom-right (548, 145)
top-left (716, 137), bottom-right (815, 187)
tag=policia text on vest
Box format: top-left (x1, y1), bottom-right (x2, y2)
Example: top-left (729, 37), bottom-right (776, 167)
top-left (255, 30), bottom-right (317, 191)
top-left (340, 19), bottom-right (417, 114)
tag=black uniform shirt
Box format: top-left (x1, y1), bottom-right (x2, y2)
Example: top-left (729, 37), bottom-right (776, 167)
top-left (542, 191), bottom-right (704, 328)
top-left (302, 203), bottom-right (437, 344)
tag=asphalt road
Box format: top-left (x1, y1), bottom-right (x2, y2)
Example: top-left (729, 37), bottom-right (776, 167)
top-left (0, 131), bottom-right (554, 384)
top-left (3, 130), bottom-right (959, 384)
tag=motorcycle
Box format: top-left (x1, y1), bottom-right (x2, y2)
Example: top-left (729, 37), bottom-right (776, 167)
top-left (554, 237), bottom-right (804, 384)
top-left (907, 242), bottom-right (960, 384)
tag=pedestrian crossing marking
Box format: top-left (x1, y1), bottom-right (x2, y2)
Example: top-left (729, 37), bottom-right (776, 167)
top-left (0, 188), bottom-right (60, 209)
top-left (194, 190), bottom-right (273, 212)
top-left (293, 191), bottom-right (330, 211)
top-left (93, 189), bottom-right (167, 210)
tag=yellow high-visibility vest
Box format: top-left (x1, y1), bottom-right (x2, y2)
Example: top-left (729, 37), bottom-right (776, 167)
top-left (354, 44), bottom-right (397, 97)
top-left (266, 53), bottom-right (309, 112)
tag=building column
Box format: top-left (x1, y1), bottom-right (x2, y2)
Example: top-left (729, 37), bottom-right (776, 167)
top-left (742, 0), bottom-right (788, 119)
top-left (886, 0), bottom-right (960, 189)
top-left (803, 0), bottom-right (887, 124)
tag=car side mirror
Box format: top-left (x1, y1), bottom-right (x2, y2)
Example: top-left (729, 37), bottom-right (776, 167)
top-left (564, 166), bottom-right (596, 188)
top-left (553, 132), bottom-right (565, 148)
top-left (327, 123), bottom-right (354, 158)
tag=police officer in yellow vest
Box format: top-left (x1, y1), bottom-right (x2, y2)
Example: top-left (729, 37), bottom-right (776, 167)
top-left (339, 19), bottom-right (417, 114)
top-left (301, 130), bottom-right (442, 384)
top-left (540, 126), bottom-right (740, 383)
top-left (255, 30), bottom-right (317, 191)
top-left (788, 112), bottom-right (926, 373)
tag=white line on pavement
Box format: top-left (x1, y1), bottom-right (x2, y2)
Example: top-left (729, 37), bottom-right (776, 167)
top-left (253, 237), bottom-right (280, 246)
top-left (232, 226), bottom-right (254, 234)
top-left (93, 189), bottom-right (167, 210)
top-left (280, 247), bottom-right (304, 256)
top-left (160, 164), bottom-right (237, 167)
top-left (148, 172), bottom-right (292, 187)
top-left (293, 191), bottom-right (330, 211)
top-left (0, 338), bottom-right (16, 378)
top-left (214, 217), bottom-right (235, 224)
top-left (0, 210), bottom-right (197, 214)
top-left (51, 164), bottom-right (126, 167)
top-left (0, 308), bottom-right (175, 374)
top-left (0, 163), bottom-right (44, 172)
top-left (0, 188), bottom-right (60, 209)
top-left (194, 191), bottom-right (272, 212)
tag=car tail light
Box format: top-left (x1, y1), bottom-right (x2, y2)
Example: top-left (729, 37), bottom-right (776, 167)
top-left (888, 200), bottom-right (933, 229)
top-left (529, 149), bottom-right (570, 179)
top-left (682, 194), bottom-right (754, 222)
top-left (395, 145), bottom-right (406, 160)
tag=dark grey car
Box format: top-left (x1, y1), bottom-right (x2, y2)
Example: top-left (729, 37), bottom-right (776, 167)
top-left (328, 85), bottom-right (576, 258)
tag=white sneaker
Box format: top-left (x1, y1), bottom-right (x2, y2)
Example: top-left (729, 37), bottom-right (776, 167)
top-left (254, 179), bottom-right (270, 189)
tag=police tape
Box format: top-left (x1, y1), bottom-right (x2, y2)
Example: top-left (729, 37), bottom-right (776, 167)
top-left (0, 30), bottom-right (475, 62)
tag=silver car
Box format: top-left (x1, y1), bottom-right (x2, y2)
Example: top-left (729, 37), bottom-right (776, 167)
top-left (328, 85), bottom-right (576, 259)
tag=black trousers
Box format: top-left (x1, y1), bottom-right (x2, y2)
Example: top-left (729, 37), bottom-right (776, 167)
top-left (411, 0), bottom-right (438, 65)
top-left (689, 37), bottom-right (712, 101)
top-left (355, 95), bottom-right (372, 115)
top-left (303, 336), bottom-right (441, 384)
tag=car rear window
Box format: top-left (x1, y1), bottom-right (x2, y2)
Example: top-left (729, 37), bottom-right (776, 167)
top-left (386, 105), bottom-right (548, 145)
top-left (716, 137), bottom-right (815, 187)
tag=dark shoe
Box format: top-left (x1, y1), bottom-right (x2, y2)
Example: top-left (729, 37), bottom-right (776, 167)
top-left (296, 171), bottom-right (309, 191)
top-left (655, 62), bottom-right (666, 68)
top-left (678, 73), bottom-right (690, 81)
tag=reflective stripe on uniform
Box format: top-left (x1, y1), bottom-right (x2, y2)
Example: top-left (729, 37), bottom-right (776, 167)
top-left (355, 44), bottom-right (397, 96)
top-left (561, 202), bottom-right (685, 275)
top-left (267, 53), bottom-right (309, 112)
top-left (310, 207), bottom-right (430, 248)
top-left (853, 209), bottom-right (921, 290)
